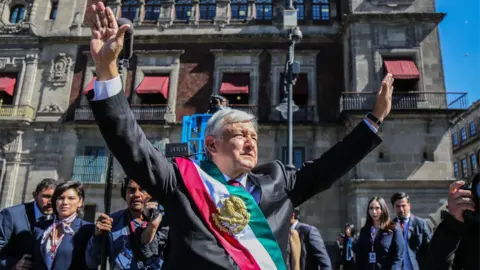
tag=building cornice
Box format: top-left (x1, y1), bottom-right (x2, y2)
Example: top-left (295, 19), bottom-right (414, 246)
top-left (344, 12), bottom-right (446, 25)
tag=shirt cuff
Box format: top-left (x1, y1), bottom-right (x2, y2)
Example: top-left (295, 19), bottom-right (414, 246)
top-left (91, 76), bottom-right (122, 101)
top-left (363, 119), bottom-right (378, 134)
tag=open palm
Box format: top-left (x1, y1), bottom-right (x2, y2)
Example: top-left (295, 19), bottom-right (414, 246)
top-left (87, 2), bottom-right (129, 66)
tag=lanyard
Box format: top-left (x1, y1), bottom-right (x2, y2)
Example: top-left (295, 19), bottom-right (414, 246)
top-left (370, 227), bottom-right (377, 252)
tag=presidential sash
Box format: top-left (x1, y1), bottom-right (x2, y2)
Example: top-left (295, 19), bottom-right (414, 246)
top-left (174, 157), bottom-right (286, 270)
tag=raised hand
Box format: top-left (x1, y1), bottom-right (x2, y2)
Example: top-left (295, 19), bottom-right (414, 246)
top-left (86, 1), bottom-right (130, 80)
top-left (372, 73), bottom-right (394, 122)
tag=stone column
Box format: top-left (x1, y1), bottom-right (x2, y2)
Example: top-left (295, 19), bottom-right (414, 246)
top-left (246, 0), bottom-right (255, 22)
top-left (214, 0), bottom-right (230, 28)
top-left (134, 0), bottom-right (145, 24)
top-left (0, 130), bottom-right (24, 208)
top-left (164, 57), bottom-right (180, 122)
top-left (18, 54), bottom-right (39, 106)
top-left (107, 0), bottom-right (122, 17)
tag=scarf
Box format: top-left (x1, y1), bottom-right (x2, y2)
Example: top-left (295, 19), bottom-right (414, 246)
top-left (41, 214), bottom-right (77, 262)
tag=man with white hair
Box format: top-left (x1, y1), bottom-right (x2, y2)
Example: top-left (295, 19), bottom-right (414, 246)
top-left (85, 2), bottom-right (393, 269)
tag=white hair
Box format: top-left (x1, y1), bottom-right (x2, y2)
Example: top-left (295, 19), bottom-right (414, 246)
top-left (204, 108), bottom-right (257, 155)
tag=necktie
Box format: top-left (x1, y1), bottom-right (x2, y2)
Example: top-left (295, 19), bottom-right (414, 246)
top-left (228, 179), bottom-right (244, 189)
top-left (400, 219), bottom-right (405, 232)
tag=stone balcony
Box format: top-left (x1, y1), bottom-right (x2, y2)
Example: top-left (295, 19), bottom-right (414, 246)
top-left (74, 105), bottom-right (168, 122)
top-left (0, 104), bottom-right (36, 123)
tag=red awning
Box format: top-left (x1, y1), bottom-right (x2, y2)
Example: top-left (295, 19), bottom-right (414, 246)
top-left (136, 75), bottom-right (169, 98)
top-left (83, 76), bottom-right (96, 94)
top-left (0, 75), bottom-right (17, 96)
top-left (384, 60), bottom-right (420, 79)
top-left (220, 73), bottom-right (250, 94)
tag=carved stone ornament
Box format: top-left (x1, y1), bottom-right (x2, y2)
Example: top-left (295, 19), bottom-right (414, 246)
top-left (0, 59), bottom-right (6, 69)
top-left (41, 104), bottom-right (63, 113)
top-left (0, 23), bottom-right (30, 35)
top-left (48, 54), bottom-right (72, 86)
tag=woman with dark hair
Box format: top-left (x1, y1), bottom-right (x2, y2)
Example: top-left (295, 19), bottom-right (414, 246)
top-left (32, 181), bottom-right (95, 270)
top-left (337, 223), bottom-right (357, 270)
top-left (355, 196), bottom-right (404, 270)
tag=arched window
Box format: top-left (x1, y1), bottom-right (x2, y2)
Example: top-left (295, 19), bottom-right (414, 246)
top-left (175, 0), bottom-right (192, 21)
top-left (199, 0), bottom-right (215, 20)
top-left (144, 0), bottom-right (161, 22)
top-left (10, 5), bottom-right (25, 24)
top-left (121, 0), bottom-right (137, 21)
top-left (256, 0), bottom-right (272, 21)
top-left (231, 0), bottom-right (247, 20)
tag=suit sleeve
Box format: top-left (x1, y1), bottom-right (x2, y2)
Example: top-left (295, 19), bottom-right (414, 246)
top-left (88, 76), bottom-right (178, 204)
top-left (307, 226), bottom-right (332, 270)
top-left (418, 218), bottom-right (432, 269)
top-left (285, 121), bottom-right (382, 206)
top-left (0, 208), bottom-right (13, 253)
top-left (427, 213), bottom-right (465, 270)
top-left (390, 226), bottom-right (404, 270)
top-left (85, 235), bottom-right (103, 269)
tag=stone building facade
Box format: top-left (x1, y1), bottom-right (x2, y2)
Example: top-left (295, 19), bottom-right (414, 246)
top-left (0, 0), bottom-right (468, 254)
top-left (451, 99), bottom-right (480, 180)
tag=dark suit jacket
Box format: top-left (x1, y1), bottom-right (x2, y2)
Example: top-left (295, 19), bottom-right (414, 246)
top-left (295, 222), bottom-right (332, 270)
top-left (89, 91), bottom-right (382, 269)
top-left (355, 225), bottom-right (404, 270)
top-left (393, 215), bottom-right (431, 270)
top-left (0, 201), bottom-right (37, 269)
top-left (32, 217), bottom-right (95, 270)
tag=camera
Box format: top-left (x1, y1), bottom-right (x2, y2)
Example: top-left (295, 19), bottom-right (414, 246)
top-left (142, 199), bottom-right (162, 222)
top-left (460, 174), bottom-right (480, 223)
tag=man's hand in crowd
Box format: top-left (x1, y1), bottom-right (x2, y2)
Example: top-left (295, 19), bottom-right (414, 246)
top-left (86, 1), bottom-right (130, 81)
top-left (369, 73), bottom-right (394, 128)
top-left (94, 213), bottom-right (113, 236)
top-left (448, 181), bottom-right (476, 223)
top-left (13, 254), bottom-right (32, 270)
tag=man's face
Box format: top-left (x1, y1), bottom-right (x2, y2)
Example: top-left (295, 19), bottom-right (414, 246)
top-left (213, 122), bottom-right (258, 172)
top-left (125, 180), bottom-right (148, 212)
top-left (393, 198), bottom-right (411, 218)
top-left (34, 188), bottom-right (55, 215)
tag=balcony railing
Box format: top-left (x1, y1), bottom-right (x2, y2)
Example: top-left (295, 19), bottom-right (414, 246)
top-left (71, 156), bottom-right (108, 184)
top-left (74, 105), bottom-right (168, 122)
top-left (0, 104), bottom-right (36, 122)
top-left (267, 106), bottom-right (315, 123)
top-left (340, 92), bottom-right (468, 112)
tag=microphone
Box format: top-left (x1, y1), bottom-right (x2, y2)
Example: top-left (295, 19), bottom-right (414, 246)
top-left (116, 18), bottom-right (134, 60)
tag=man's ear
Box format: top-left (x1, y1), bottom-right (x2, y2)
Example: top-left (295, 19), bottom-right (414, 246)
top-left (205, 136), bottom-right (216, 153)
top-left (32, 191), bottom-right (37, 198)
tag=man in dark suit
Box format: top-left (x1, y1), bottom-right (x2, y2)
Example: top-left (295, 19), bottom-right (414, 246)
top-left (290, 208), bottom-right (332, 270)
top-left (85, 2), bottom-right (393, 269)
top-left (0, 178), bottom-right (57, 269)
top-left (391, 192), bottom-right (432, 270)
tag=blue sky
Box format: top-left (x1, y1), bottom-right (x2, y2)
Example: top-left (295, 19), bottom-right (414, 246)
top-left (436, 0), bottom-right (480, 105)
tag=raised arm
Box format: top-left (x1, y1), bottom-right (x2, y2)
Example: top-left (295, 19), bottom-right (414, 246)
top-left (85, 2), bottom-right (177, 202)
top-left (286, 74), bottom-right (393, 206)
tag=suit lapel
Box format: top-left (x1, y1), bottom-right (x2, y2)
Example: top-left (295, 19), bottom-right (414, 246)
top-left (51, 217), bottom-right (82, 269)
top-left (25, 202), bottom-right (36, 233)
top-left (247, 172), bottom-right (263, 205)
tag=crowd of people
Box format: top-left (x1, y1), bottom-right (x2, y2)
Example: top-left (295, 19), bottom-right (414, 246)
top-left (0, 2), bottom-right (478, 269)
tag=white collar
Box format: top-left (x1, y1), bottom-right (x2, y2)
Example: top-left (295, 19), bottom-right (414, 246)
top-left (290, 220), bottom-right (299, 230)
top-left (33, 201), bottom-right (45, 221)
top-left (222, 173), bottom-right (248, 188)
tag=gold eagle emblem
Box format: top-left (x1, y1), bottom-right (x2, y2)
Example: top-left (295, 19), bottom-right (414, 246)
top-left (212, 196), bottom-right (250, 235)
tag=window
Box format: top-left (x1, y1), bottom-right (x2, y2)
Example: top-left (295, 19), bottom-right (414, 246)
top-left (121, 0), bottom-right (137, 21)
top-left (175, 0), bottom-right (192, 21)
top-left (199, 0), bottom-right (215, 20)
top-left (10, 5), bottom-right (25, 24)
top-left (0, 73), bottom-right (17, 105)
top-left (49, 1), bottom-right (58, 20)
top-left (470, 121), bottom-right (476, 136)
top-left (461, 127), bottom-right (467, 141)
top-left (294, 0), bottom-right (305, 21)
top-left (144, 0), bottom-right (161, 22)
top-left (231, 0), bottom-right (248, 20)
top-left (461, 158), bottom-right (468, 178)
top-left (282, 147), bottom-right (306, 169)
top-left (256, 0), bottom-right (272, 21)
top-left (72, 146), bottom-right (108, 183)
top-left (279, 73), bottom-right (309, 106)
top-left (312, 0), bottom-right (329, 21)
top-left (453, 162), bottom-right (459, 178)
top-left (219, 73), bottom-right (250, 105)
top-left (471, 154), bottom-right (477, 174)
top-left (383, 58), bottom-right (420, 92)
top-left (452, 132), bottom-right (458, 146)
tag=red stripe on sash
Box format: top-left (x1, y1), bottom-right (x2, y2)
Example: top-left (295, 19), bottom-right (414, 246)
top-left (174, 157), bottom-right (260, 270)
